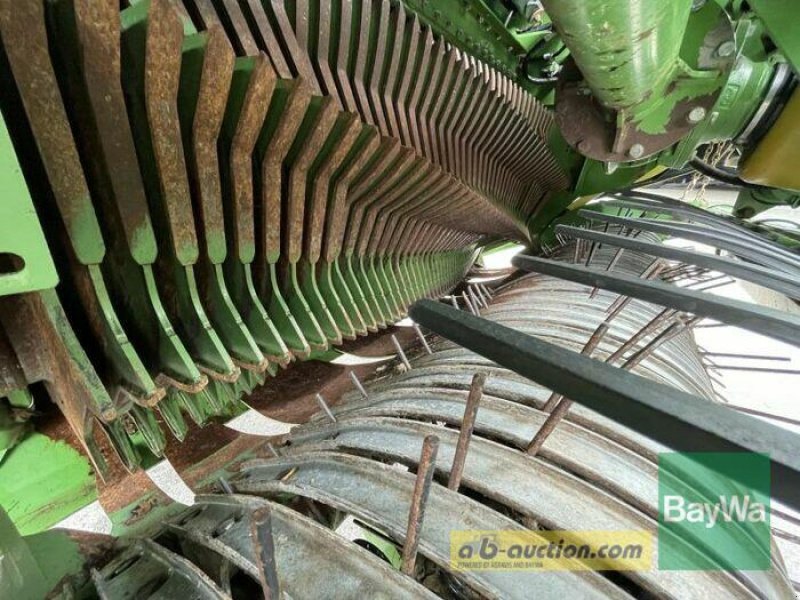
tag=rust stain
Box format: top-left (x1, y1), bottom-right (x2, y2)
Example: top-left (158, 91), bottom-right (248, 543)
top-left (72, 0), bottom-right (157, 265)
top-left (191, 25), bottom-right (236, 264)
top-left (145, 0), bottom-right (198, 266)
top-left (230, 53), bottom-right (276, 263)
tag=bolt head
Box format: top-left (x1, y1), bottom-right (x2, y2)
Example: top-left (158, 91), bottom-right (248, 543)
top-left (628, 143), bottom-right (645, 159)
top-left (716, 41), bottom-right (736, 58)
top-left (688, 106), bottom-right (707, 123)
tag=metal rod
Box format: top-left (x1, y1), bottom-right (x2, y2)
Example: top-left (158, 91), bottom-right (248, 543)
top-left (391, 334), bottom-right (412, 370)
top-left (408, 299), bottom-right (800, 510)
top-left (681, 273), bottom-right (730, 288)
top-left (606, 308), bottom-right (676, 364)
top-left (527, 394), bottom-right (573, 456)
top-left (771, 528), bottom-right (800, 546)
top-left (267, 443), bottom-right (281, 458)
top-left (590, 245), bottom-right (626, 299)
top-left (578, 209), bottom-right (800, 276)
top-left (401, 434), bottom-right (440, 575)
top-left (773, 506), bottom-right (800, 529)
top-left (604, 259), bottom-right (664, 318)
top-left (513, 255), bottom-right (800, 349)
top-left (448, 373), bottom-right (487, 491)
top-left (688, 279), bottom-right (737, 293)
top-left (250, 507), bottom-right (281, 599)
top-left (663, 265), bottom-right (709, 282)
top-left (621, 316), bottom-right (702, 371)
top-left (727, 405), bottom-right (800, 428)
top-left (542, 322), bottom-right (610, 412)
top-left (463, 292), bottom-right (479, 315)
top-left (699, 351), bottom-right (791, 362)
top-left (709, 365), bottom-right (800, 375)
top-left (315, 393), bottom-right (337, 423)
top-left (413, 324), bottom-right (433, 355)
top-left (472, 285), bottom-right (490, 308)
top-left (583, 240), bottom-right (598, 268)
top-left (349, 371), bottom-right (369, 399)
top-left (450, 295), bottom-right (460, 310)
top-left (218, 477), bottom-right (234, 495)
top-left (468, 286), bottom-right (485, 310)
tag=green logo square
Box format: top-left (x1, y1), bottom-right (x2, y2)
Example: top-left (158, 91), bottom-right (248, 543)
top-left (658, 452), bottom-right (770, 570)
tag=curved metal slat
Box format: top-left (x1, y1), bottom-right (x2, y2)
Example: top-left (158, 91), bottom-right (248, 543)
top-left (167, 494), bottom-right (435, 599)
top-left (408, 298), bottom-right (800, 511)
top-left (236, 451), bottom-right (632, 599)
top-left (286, 416), bottom-right (779, 598)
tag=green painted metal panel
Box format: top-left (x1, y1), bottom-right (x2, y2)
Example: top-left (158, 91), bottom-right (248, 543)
top-left (0, 432), bottom-right (96, 535)
top-left (0, 116), bottom-right (58, 296)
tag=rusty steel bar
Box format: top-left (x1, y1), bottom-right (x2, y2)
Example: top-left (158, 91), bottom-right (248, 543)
top-left (541, 321), bottom-right (610, 412)
top-left (448, 372), bottom-right (486, 491)
top-left (401, 434), bottom-right (439, 575)
top-left (250, 507), bottom-right (282, 599)
top-left (621, 317), bottom-right (702, 371)
top-left (605, 308), bottom-right (676, 364)
top-left (604, 259), bottom-right (665, 319)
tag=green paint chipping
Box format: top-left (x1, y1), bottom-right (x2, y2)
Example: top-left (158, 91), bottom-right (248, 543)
top-left (0, 433), bottom-right (96, 535)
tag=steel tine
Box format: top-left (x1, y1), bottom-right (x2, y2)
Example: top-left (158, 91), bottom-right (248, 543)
top-left (315, 393), bottom-right (337, 423)
top-left (448, 373), bottom-right (487, 491)
top-left (401, 434), bottom-right (439, 575)
top-left (349, 371), bottom-right (369, 399)
top-left (250, 507), bottom-right (282, 599)
top-left (413, 324), bottom-right (433, 355)
top-left (391, 334), bottom-right (413, 370)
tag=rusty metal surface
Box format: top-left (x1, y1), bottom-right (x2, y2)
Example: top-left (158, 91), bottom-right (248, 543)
top-left (185, 25), bottom-right (235, 264)
top-left (411, 293), bottom-right (800, 513)
top-left (67, 0), bottom-right (159, 266)
top-left (0, 292), bottom-right (111, 474)
top-left (92, 538), bottom-right (228, 599)
top-left (237, 452), bottom-right (633, 599)
top-left (228, 54), bottom-right (276, 265)
top-left (285, 417), bottom-right (780, 598)
top-left (167, 494), bottom-right (437, 598)
top-left (0, 0), bottom-right (104, 265)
